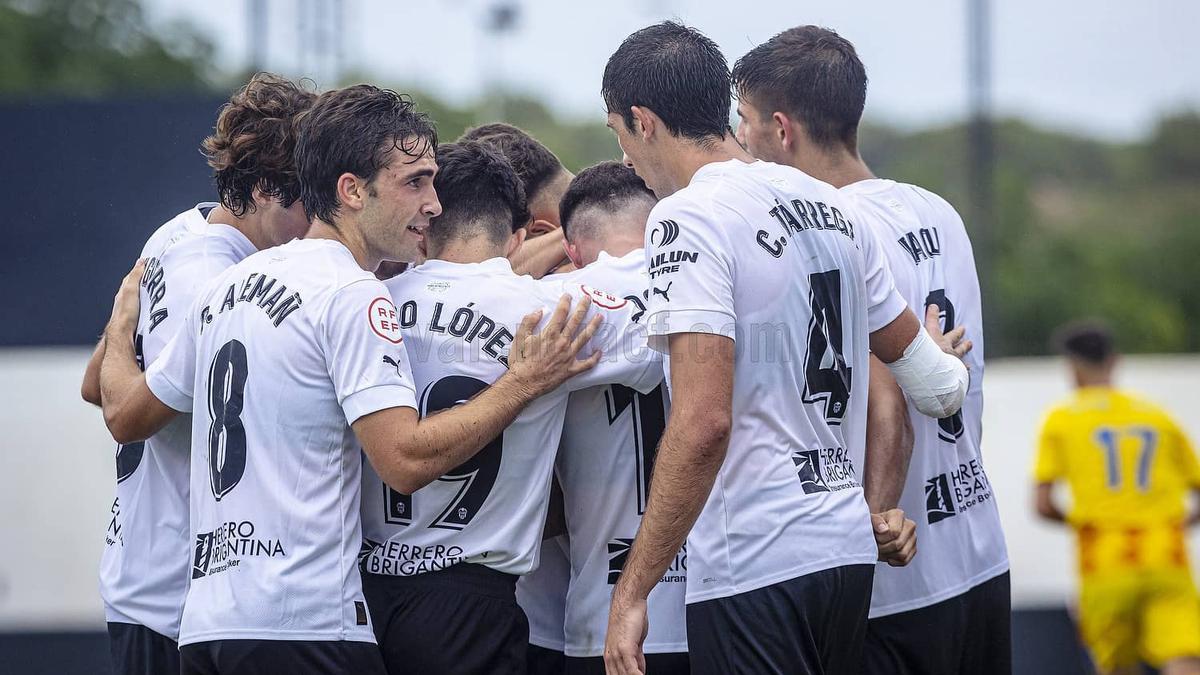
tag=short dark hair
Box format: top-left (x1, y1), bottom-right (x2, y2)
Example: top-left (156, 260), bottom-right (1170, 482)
top-left (294, 84), bottom-right (437, 225)
top-left (1055, 321), bottom-right (1116, 364)
top-left (602, 21), bottom-right (731, 142)
top-left (425, 141), bottom-right (529, 251)
top-left (559, 161), bottom-right (655, 240)
top-left (732, 25), bottom-right (867, 151)
top-left (202, 72), bottom-right (317, 216)
top-left (459, 123), bottom-right (565, 200)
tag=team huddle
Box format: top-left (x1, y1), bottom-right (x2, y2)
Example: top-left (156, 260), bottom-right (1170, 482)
top-left (84, 22), bottom-right (1017, 675)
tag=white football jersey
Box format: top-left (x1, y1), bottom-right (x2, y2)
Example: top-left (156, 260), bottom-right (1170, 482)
top-left (643, 159), bottom-right (908, 604)
top-left (100, 203), bottom-right (255, 640)
top-left (556, 249), bottom-right (688, 657)
top-left (145, 238), bottom-right (418, 645)
top-left (516, 535), bottom-right (570, 651)
top-left (360, 257), bottom-right (661, 579)
top-left (841, 179), bottom-right (1009, 618)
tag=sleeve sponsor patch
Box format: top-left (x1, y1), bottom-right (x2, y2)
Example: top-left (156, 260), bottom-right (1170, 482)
top-left (580, 284), bottom-right (627, 310)
top-left (368, 297), bottom-right (403, 343)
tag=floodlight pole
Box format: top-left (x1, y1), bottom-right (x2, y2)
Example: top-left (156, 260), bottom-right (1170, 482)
top-left (967, 0), bottom-right (1000, 355)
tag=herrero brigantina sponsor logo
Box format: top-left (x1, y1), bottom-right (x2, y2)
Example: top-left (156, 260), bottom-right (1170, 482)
top-left (924, 458), bottom-right (995, 524)
top-left (607, 538), bottom-right (686, 585)
top-left (791, 447), bottom-right (859, 494)
top-left (192, 521), bottom-right (286, 579)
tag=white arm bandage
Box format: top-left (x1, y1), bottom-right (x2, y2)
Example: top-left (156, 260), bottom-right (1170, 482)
top-left (884, 327), bottom-right (970, 419)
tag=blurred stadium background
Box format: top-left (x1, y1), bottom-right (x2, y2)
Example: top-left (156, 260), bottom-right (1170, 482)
top-left (0, 0), bottom-right (1197, 673)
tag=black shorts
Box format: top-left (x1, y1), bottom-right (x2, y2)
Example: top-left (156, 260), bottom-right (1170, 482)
top-left (178, 638), bottom-right (385, 675)
top-left (527, 644), bottom-right (566, 675)
top-left (686, 563), bottom-right (874, 675)
top-left (107, 622), bottom-right (180, 675)
top-left (862, 571), bottom-right (1011, 675)
top-left (565, 652), bottom-right (690, 674)
top-left (362, 563), bottom-right (527, 675)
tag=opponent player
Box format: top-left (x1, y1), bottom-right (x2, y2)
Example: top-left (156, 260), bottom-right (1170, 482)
top-left (96, 85), bottom-right (601, 674)
top-left (461, 123), bottom-right (576, 277)
top-left (1034, 323), bottom-right (1200, 675)
top-left (80, 72), bottom-right (315, 675)
top-left (360, 141), bottom-right (662, 675)
top-left (599, 22), bottom-right (971, 675)
top-left (732, 26), bottom-right (1011, 674)
top-left (556, 162), bottom-right (689, 674)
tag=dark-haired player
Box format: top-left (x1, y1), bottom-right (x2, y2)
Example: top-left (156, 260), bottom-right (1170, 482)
top-left (1034, 323), bottom-right (1200, 675)
top-left (599, 22), bottom-right (973, 675)
top-left (361, 141), bottom-right (662, 675)
top-left (461, 122), bottom-right (576, 277)
top-left (554, 162), bottom-right (689, 674)
top-left (80, 72), bottom-right (315, 675)
top-left (732, 26), bottom-right (1010, 674)
top-left (96, 85), bottom-right (600, 674)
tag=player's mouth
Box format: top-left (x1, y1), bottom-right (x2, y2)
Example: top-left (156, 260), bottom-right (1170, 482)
top-left (407, 224), bottom-right (426, 257)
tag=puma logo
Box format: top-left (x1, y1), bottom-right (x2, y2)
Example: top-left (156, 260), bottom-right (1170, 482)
top-left (382, 354), bottom-right (405, 378)
top-left (652, 282), bottom-right (673, 302)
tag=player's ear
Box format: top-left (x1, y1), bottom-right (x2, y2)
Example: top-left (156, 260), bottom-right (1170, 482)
top-left (337, 172), bottom-right (366, 212)
top-left (563, 239), bottom-right (583, 269)
top-left (772, 111), bottom-right (793, 151)
top-left (506, 227), bottom-right (528, 258)
top-left (528, 218), bottom-right (558, 237)
top-left (630, 106), bottom-right (655, 141)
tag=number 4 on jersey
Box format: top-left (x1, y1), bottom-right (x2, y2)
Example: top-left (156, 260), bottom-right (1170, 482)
top-left (803, 270), bottom-right (852, 423)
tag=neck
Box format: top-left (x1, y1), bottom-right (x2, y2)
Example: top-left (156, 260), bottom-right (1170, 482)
top-left (788, 143), bottom-right (874, 189)
top-left (430, 235), bottom-right (507, 265)
top-left (207, 203), bottom-right (271, 251)
top-left (661, 133), bottom-right (755, 196)
top-left (581, 231), bottom-right (642, 266)
top-left (306, 219), bottom-right (378, 272)
top-left (1076, 374), bottom-right (1113, 389)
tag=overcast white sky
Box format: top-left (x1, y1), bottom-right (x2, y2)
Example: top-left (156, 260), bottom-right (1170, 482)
top-left (145, 0), bottom-right (1200, 140)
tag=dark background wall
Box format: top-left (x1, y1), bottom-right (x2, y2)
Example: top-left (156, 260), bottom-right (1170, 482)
top-left (1, 97), bottom-right (226, 346)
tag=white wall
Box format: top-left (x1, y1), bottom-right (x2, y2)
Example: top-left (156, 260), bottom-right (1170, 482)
top-left (1, 348), bottom-right (1198, 630)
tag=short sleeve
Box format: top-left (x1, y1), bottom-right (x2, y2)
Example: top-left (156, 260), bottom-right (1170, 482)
top-left (641, 198), bottom-right (737, 352)
top-left (145, 304), bottom-right (199, 413)
top-left (1033, 410), bottom-right (1066, 483)
top-left (319, 280), bottom-right (418, 425)
top-left (859, 219), bottom-right (908, 332)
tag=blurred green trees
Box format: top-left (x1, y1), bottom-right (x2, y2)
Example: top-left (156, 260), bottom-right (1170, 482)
top-left (2, 0), bottom-right (1196, 356)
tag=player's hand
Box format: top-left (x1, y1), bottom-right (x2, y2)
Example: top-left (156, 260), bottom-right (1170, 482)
top-left (107, 259), bottom-right (146, 335)
top-left (872, 508), bottom-right (917, 566)
top-left (508, 294), bottom-right (602, 396)
top-left (925, 304), bottom-right (972, 360)
top-left (604, 592), bottom-right (649, 675)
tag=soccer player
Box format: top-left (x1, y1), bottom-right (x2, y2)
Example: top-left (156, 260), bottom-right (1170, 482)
top-left (599, 22), bottom-right (972, 675)
top-left (1034, 323), bottom-right (1200, 675)
top-left (359, 141), bottom-right (662, 675)
top-left (79, 72), bottom-right (315, 675)
top-left (732, 26), bottom-right (1011, 674)
top-left (461, 123), bottom-right (576, 277)
top-left (96, 85), bottom-right (602, 674)
top-left (555, 161), bottom-right (689, 674)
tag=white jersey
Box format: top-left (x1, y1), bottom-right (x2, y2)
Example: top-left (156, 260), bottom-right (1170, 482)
top-left (516, 535), bottom-right (570, 651)
top-left (360, 257), bottom-right (661, 579)
top-left (100, 203), bottom-right (255, 640)
top-left (643, 160), bottom-right (908, 604)
top-left (841, 179), bottom-right (1009, 618)
top-left (146, 238), bottom-right (418, 645)
top-left (556, 249), bottom-right (688, 657)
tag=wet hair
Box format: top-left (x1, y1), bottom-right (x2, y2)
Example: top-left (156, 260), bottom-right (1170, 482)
top-left (459, 123), bottom-right (565, 202)
top-left (425, 141), bottom-right (529, 252)
top-left (202, 72), bottom-right (317, 216)
top-left (1055, 321), bottom-right (1116, 365)
top-left (559, 161), bottom-right (655, 241)
top-left (294, 84), bottom-right (437, 225)
top-left (731, 25), bottom-right (867, 151)
top-left (602, 21), bottom-right (731, 143)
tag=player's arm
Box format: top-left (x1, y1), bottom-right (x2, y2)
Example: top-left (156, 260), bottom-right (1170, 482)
top-left (607, 331), bottom-right (733, 674)
top-left (1031, 411), bottom-right (1067, 524)
top-left (1033, 482), bottom-right (1067, 523)
top-left (509, 228), bottom-right (570, 278)
top-left (863, 356), bottom-right (918, 566)
top-left (81, 336), bottom-right (105, 406)
top-left (869, 304), bottom-right (971, 419)
top-left (98, 260), bottom-right (180, 443)
top-left (354, 295), bottom-right (602, 494)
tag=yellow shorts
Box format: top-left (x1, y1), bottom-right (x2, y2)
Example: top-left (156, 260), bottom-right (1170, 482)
top-left (1078, 569), bottom-right (1200, 670)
